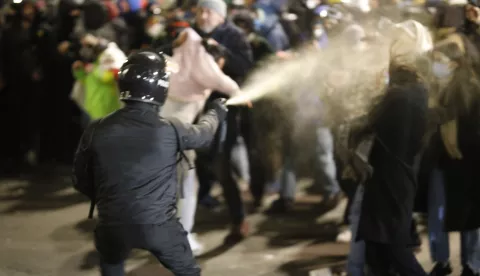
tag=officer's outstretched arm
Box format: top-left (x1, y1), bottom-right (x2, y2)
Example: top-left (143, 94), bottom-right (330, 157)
top-left (174, 99), bottom-right (228, 150)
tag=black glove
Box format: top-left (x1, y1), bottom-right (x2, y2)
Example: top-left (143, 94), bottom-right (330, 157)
top-left (209, 98), bottom-right (228, 122)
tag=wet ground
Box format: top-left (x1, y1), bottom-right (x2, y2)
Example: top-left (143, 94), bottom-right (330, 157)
top-left (0, 167), bottom-right (462, 276)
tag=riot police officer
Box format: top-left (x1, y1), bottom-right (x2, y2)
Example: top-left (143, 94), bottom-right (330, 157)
top-left (73, 50), bottom-right (227, 276)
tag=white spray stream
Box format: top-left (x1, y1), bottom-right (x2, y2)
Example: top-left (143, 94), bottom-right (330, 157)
top-left (226, 18), bottom-right (434, 125)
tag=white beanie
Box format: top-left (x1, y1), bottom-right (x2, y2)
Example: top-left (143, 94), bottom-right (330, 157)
top-left (198, 0), bottom-right (227, 18)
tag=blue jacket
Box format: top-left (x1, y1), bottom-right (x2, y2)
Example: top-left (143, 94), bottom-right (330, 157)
top-left (254, 1), bottom-right (290, 51)
top-left (257, 14), bottom-right (290, 51)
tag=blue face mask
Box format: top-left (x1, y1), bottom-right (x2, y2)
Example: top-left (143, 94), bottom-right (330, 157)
top-left (432, 62), bottom-right (452, 79)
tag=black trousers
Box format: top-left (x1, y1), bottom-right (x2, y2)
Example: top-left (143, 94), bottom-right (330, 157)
top-left (365, 241), bottom-right (427, 276)
top-left (196, 106), bottom-right (246, 225)
top-left (94, 219), bottom-right (201, 276)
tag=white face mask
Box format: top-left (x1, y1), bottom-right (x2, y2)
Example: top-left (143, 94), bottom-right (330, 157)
top-left (432, 62), bottom-right (452, 79)
top-left (147, 23), bottom-right (165, 38)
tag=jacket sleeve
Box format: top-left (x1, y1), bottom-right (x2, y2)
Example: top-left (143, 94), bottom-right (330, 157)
top-left (171, 109), bottom-right (220, 150)
top-left (72, 123), bottom-right (96, 199)
top-left (193, 49), bottom-right (240, 97)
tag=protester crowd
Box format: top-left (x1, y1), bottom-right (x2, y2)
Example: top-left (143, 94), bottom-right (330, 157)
top-left (3, 0), bottom-right (480, 275)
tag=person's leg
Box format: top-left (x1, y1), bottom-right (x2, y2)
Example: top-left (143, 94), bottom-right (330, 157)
top-left (388, 244), bottom-right (428, 276)
top-left (241, 107), bottom-right (268, 207)
top-left (178, 164), bottom-right (204, 255)
top-left (196, 153), bottom-right (218, 206)
top-left (221, 109), bottom-right (248, 239)
top-left (231, 136), bottom-right (250, 183)
top-left (216, 152), bottom-right (247, 233)
top-left (347, 186), bottom-right (366, 275)
top-left (279, 155), bottom-right (297, 200)
top-left (145, 221), bottom-right (201, 276)
top-left (460, 228), bottom-right (480, 274)
top-left (267, 133), bottom-right (297, 213)
top-left (248, 152), bottom-right (268, 209)
top-left (314, 127), bottom-right (341, 199)
top-left (178, 151), bottom-right (198, 234)
top-left (94, 226), bottom-right (131, 276)
top-left (365, 241), bottom-right (393, 276)
top-left (266, 154), bottom-right (297, 214)
top-left (427, 168), bottom-right (451, 270)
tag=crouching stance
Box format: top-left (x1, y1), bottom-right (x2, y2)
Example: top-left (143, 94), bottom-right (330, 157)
top-left (73, 50), bottom-right (227, 276)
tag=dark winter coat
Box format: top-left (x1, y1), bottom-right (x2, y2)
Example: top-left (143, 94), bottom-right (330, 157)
top-left (73, 102), bottom-right (221, 225)
top-left (357, 83), bottom-right (428, 245)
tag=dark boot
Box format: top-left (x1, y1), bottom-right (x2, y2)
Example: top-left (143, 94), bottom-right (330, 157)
top-left (461, 265), bottom-right (480, 276)
top-left (429, 262), bottom-right (452, 276)
top-left (224, 220), bottom-right (249, 245)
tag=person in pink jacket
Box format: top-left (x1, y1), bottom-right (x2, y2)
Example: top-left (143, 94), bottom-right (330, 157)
top-left (160, 27), bottom-right (241, 256)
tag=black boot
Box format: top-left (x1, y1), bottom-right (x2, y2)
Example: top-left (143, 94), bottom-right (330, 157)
top-left (461, 265), bottom-right (480, 276)
top-left (429, 262), bottom-right (452, 276)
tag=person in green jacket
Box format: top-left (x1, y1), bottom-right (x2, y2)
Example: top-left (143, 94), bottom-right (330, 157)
top-left (71, 40), bottom-right (126, 124)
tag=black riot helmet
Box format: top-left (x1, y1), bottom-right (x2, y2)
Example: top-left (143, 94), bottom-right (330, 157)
top-left (118, 51), bottom-right (178, 106)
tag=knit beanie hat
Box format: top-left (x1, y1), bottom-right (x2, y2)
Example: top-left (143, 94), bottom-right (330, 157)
top-left (197, 0), bottom-right (227, 18)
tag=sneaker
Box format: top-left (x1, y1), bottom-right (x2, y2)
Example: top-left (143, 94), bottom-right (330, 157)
top-left (429, 262), bottom-right (452, 276)
top-left (187, 233), bottom-right (204, 256)
top-left (336, 229), bottom-right (352, 243)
